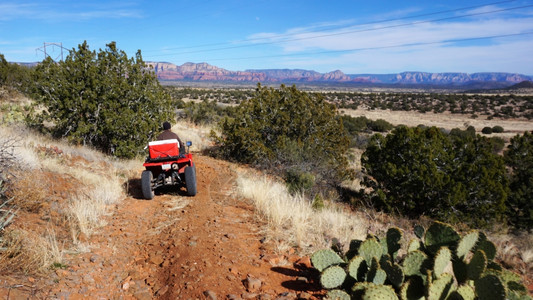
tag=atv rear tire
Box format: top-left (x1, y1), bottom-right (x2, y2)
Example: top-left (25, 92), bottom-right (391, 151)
top-left (141, 170), bottom-right (155, 200)
top-left (185, 165), bottom-right (197, 196)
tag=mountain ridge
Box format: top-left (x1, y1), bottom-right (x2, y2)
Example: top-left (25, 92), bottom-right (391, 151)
top-left (147, 61), bottom-right (533, 87)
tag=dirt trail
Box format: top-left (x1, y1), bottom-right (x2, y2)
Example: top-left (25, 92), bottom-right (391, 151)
top-left (0, 155), bottom-right (321, 299)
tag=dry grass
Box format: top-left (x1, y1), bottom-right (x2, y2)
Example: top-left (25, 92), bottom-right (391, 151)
top-left (171, 120), bottom-right (214, 152)
top-left (236, 168), bottom-right (533, 278)
top-left (0, 122), bottom-right (138, 274)
top-left (0, 228), bottom-right (63, 275)
top-left (236, 170), bottom-right (370, 254)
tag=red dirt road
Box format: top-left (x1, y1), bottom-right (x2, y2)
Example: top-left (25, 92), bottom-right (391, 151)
top-left (0, 156), bottom-right (322, 299)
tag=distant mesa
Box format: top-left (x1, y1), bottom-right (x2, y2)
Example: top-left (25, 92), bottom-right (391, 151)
top-left (507, 80), bottom-right (533, 89)
top-left (146, 62), bottom-right (533, 87)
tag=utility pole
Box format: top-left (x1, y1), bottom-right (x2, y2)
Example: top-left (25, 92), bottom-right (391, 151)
top-left (36, 42), bottom-right (68, 61)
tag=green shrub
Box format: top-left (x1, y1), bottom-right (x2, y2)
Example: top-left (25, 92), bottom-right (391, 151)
top-left (213, 84), bottom-right (352, 188)
top-left (285, 168), bottom-right (315, 195)
top-left (504, 132), bottom-right (533, 230)
top-left (29, 41), bottom-right (172, 158)
top-left (362, 126), bottom-right (508, 227)
top-left (492, 125), bottom-right (504, 133)
top-left (482, 127), bottom-right (493, 134)
top-left (368, 119), bottom-right (394, 132)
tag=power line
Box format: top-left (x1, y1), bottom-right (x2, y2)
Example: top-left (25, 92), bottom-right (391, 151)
top-left (203, 31), bottom-right (533, 62)
top-left (143, 0), bottom-right (526, 55)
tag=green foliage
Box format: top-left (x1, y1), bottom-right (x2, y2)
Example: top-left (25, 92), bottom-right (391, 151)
top-left (0, 54), bottom-right (33, 94)
top-left (213, 84), bottom-right (352, 188)
top-left (482, 126), bottom-right (493, 134)
top-left (29, 41), bottom-right (172, 158)
top-left (504, 131), bottom-right (533, 230)
top-left (310, 221), bottom-right (531, 300)
top-left (180, 99), bottom-right (234, 125)
top-left (492, 125), bottom-right (504, 133)
top-left (362, 126), bottom-right (508, 227)
top-left (285, 168), bottom-right (315, 195)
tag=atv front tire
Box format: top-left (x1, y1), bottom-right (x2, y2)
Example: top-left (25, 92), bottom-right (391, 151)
top-left (141, 170), bottom-right (155, 200)
top-left (185, 165), bottom-right (197, 196)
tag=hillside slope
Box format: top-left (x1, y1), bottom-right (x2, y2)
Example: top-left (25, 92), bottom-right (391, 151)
top-left (0, 155), bottom-right (319, 299)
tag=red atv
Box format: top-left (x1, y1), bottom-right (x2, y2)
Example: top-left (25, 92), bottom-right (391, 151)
top-left (141, 139), bottom-right (197, 199)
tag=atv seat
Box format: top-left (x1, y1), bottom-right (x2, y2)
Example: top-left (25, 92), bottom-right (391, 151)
top-left (147, 139), bottom-right (180, 161)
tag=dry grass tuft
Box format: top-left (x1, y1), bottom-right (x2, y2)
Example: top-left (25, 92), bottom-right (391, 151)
top-left (236, 170), bottom-right (369, 254)
top-left (172, 120), bottom-right (214, 152)
top-left (4, 173), bottom-right (48, 212)
top-left (0, 228), bottom-right (64, 275)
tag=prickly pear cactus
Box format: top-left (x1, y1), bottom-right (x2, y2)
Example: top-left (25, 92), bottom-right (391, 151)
top-left (467, 249), bottom-right (487, 280)
top-left (427, 272), bottom-right (453, 300)
top-left (359, 237), bottom-right (383, 264)
top-left (424, 221), bottom-right (460, 255)
top-left (475, 274), bottom-right (506, 300)
top-left (433, 247), bottom-right (451, 278)
top-left (310, 220), bottom-right (532, 300)
top-left (474, 232), bottom-right (497, 261)
top-left (381, 259), bottom-right (404, 289)
top-left (311, 248), bottom-right (344, 272)
top-left (456, 230), bottom-right (479, 259)
top-left (348, 255), bottom-right (367, 282)
top-left (385, 227), bottom-right (403, 258)
top-left (402, 250), bottom-right (428, 277)
top-left (363, 284), bottom-right (399, 300)
top-left (327, 289), bottom-right (351, 300)
top-left (321, 265), bottom-right (347, 289)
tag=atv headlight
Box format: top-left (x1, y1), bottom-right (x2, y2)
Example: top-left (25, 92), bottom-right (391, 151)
top-left (171, 163), bottom-right (179, 170)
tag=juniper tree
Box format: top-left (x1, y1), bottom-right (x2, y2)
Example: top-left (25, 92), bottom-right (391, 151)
top-left (30, 41), bottom-right (172, 158)
top-left (504, 131), bottom-right (533, 230)
top-left (213, 84), bottom-right (352, 189)
top-left (362, 126), bottom-right (508, 227)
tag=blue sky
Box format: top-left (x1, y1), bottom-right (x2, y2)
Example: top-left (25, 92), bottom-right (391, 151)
top-left (1, 0), bottom-right (533, 74)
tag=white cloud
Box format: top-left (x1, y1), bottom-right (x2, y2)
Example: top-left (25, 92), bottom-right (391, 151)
top-left (0, 1), bottom-right (142, 22)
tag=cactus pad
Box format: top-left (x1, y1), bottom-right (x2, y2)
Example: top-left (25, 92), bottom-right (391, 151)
top-left (467, 249), bottom-right (487, 280)
top-left (400, 277), bottom-right (425, 300)
top-left (433, 247), bottom-right (452, 278)
top-left (363, 284), bottom-right (399, 300)
top-left (359, 238), bottom-right (383, 264)
top-left (475, 232), bottom-right (496, 261)
top-left (427, 272), bottom-right (453, 300)
top-left (327, 289), bottom-right (351, 300)
top-left (407, 239), bottom-right (421, 253)
top-left (413, 224), bottom-right (425, 239)
top-left (348, 256), bottom-right (367, 282)
top-left (455, 284), bottom-right (475, 300)
top-left (382, 260), bottom-right (405, 288)
top-left (456, 230), bottom-right (479, 259)
top-left (425, 221), bottom-right (460, 255)
top-left (403, 250), bottom-right (428, 277)
top-left (475, 274), bottom-right (506, 300)
top-left (321, 265), bottom-right (347, 289)
top-left (366, 257), bottom-right (387, 285)
top-left (311, 249), bottom-right (345, 272)
top-left (386, 227), bottom-right (403, 258)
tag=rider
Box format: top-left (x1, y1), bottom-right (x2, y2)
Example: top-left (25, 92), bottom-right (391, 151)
top-left (157, 121), bottom-right (185, 155)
